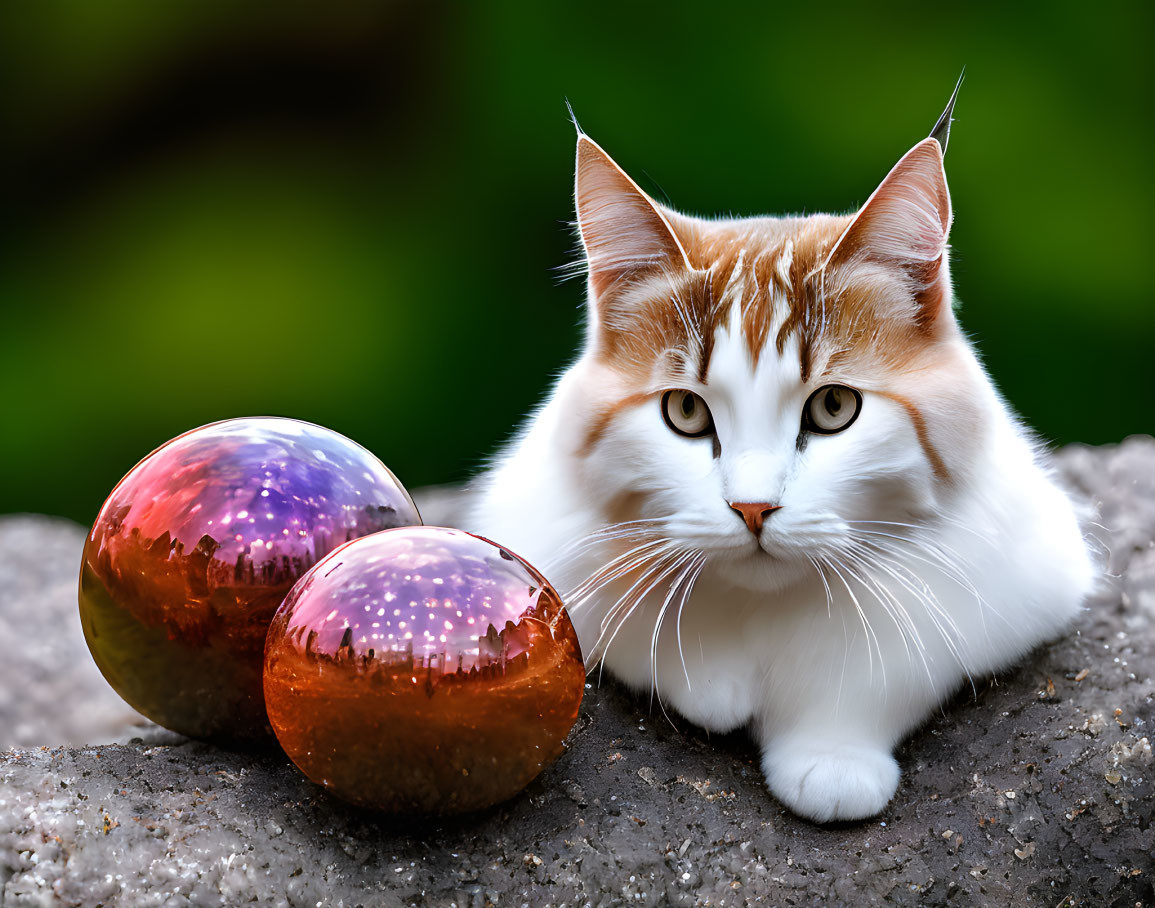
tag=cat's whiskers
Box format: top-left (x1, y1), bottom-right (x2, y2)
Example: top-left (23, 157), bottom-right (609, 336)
top-left (674, 553), bottom-right (708, 694)
top-left (821, 552), bottom-right (887, 690)
top-left (853, 540), bottom-right (971, 639)
top-left (837, 544), bottom-right (924, 664)
top-left (647, 550), bottom-right (701, 724)
top-left (593, 552), bottom-right (690, 684)
top-left (846, 517), bottom-right (991, 549)
top-left (805, 553), bottom-right (836, 619)
top-left (839, 535), bottom-right (980, 695)
top-left (648, 551), bottom-right (706, 697)
top-left (861, 530), bottom-right (983, 587)
top-left (843, 524), bottom-right (988, 607)
top-left (836, 543), bottom-right (939, 694)
top-left (863, 546), bottom-right (988, 692)
top-left (595, 547), bottom-right (682, 636)
top-left (803, 553), bottom-right (853, 716)
top-left (553, 518), bottom-right (669, 562)
top-left (584, 557), bottom-right (678, 672)
top-left (572, 538), bottom-right (683, 645)
top-left (564, 537), bottom-right (670, 609)
top-left (850, 529), bottom-right (1012, 641)
top-left (563, 531), bottom-right (665, 566)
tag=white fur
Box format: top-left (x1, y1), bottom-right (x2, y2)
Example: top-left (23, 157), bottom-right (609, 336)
top-left (468, 171), bottom-right (1095, 825)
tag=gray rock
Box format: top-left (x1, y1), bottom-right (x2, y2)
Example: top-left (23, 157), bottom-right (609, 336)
top-left (1, 440), bottom-right (1152, 906)
top-left (0, 516), bottom-right (148, 748)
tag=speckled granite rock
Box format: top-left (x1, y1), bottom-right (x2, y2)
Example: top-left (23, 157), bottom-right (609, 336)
top-left (1, 441), bottom-right (1152, 907)
top-left (0, 517), bottom-right (147, 748)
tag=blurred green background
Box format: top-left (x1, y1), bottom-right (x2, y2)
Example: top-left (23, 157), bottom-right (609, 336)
top-left (2, 2), bottom-right (1152, 524)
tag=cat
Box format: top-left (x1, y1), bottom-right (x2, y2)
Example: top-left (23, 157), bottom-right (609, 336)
top-left (467, 86), bottom-right (1096, 823)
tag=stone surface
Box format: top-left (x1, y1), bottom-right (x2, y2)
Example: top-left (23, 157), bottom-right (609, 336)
top-left (0, 516), bottom-right (147, 748)
top-left (2, 441), bottom-right (1153, 906)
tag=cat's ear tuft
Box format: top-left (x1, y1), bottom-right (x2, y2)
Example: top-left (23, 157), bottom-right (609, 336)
top-left (574, 135), bottom-right (693, 299)
top-left (929, 69), bottom-right (964, 155)
top-left (564, 98), bottom-right (585, 137)
top-left (827, 138), bottom-right (953, 324)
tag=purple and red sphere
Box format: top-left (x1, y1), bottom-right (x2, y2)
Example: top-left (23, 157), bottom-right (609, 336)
top-left (264, 526), bottom-right (585, 812)
top-left (79, 417), bottom-right (421, 744)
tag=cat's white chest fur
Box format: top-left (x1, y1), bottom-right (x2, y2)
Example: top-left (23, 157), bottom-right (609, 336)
top-left (467, 112), bottom-right (1096, 822)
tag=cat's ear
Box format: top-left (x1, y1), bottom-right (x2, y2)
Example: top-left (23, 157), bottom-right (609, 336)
top-left (827, 138), bottom-right (953, 324)
top-left (575, 134), bottom-right (693, 299)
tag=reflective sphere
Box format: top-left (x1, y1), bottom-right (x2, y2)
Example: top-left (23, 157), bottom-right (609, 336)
top-left (79, 417), bottom-right (421, 745)
top-left (263, 526), bottom-right (584, 813)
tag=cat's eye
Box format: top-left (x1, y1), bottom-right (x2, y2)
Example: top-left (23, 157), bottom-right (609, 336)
top-left (661, 389), bottom-right (714, 438)
top-left (803, 385), bottom-right (862, 435)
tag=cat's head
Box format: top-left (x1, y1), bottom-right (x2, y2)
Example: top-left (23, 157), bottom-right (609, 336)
top-left (567, 113), bottom-right (992, 593)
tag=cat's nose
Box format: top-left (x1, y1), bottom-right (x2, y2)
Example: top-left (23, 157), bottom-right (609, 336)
top-left (728, 501), bottom-right (782, 537)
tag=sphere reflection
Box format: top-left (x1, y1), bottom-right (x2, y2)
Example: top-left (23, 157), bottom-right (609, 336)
top-left (79, 417), bottom-right (421, 745)
top-left (263, 526), bottom-right (584, 813)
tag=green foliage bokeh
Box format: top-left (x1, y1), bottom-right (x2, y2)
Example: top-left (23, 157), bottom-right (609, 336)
top-left (2, 1), bottom-right (1152, 524)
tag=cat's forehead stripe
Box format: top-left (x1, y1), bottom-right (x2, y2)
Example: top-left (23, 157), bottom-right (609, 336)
top-left (676, 219), bottom-right (850, 383)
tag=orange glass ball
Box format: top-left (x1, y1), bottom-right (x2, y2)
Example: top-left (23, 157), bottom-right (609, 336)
top-left (79, 418), bottom-right (421, 745)
top-left (263, 526), bottom-right (585, 813)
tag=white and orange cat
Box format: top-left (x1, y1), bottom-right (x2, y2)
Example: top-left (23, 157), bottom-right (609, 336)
top-left (468, 89), bottom-right (1095, 822)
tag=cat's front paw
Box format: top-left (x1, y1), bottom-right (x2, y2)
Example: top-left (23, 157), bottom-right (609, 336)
top-left (762, 740), bottom-right (899, 823)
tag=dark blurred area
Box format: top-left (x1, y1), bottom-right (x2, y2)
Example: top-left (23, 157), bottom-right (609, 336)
top-left (2, 2), bottom-right (1152, 524)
